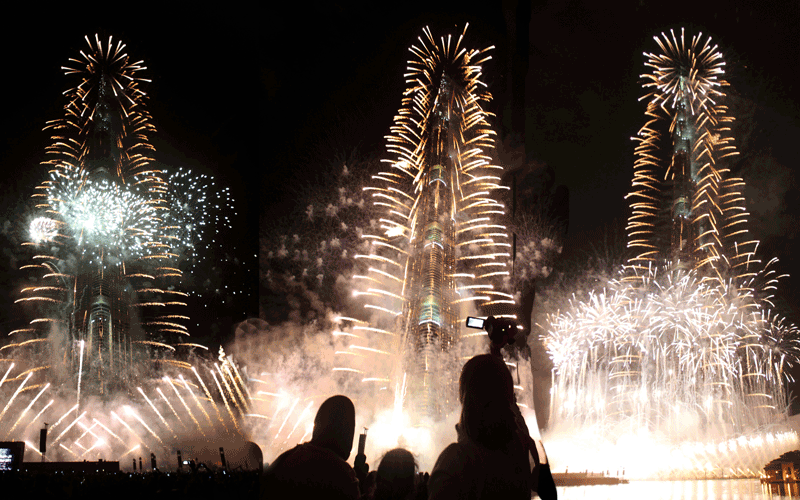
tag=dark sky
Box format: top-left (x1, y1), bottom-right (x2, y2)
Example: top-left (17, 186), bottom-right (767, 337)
top-left (0, 11), bottom-right (259, 348)
top-left (265, 1), bottom-right (800, 319)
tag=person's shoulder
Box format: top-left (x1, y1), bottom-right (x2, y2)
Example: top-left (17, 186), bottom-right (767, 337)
top-left (263, 443), bottom-right (359, 500)
top-left (429, 442), bottom-right (474, 500)
top-left (265, 444), bottom-right (301, 471)
top-left (303, 443), bottom-right (353, 467)
top-left (432, 442), bottom-right (469, 472)
top-left (439, 442), bottom-right (464, 456)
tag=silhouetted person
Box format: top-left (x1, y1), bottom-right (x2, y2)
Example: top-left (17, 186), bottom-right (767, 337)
top-left (371, 448), bottom-right (425, 500)
top-left (428, 354), bottom-right (555, 500)
top-left (262, 395), bottom-right (360, 500)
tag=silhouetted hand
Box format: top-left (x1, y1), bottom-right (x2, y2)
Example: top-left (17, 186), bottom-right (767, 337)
top-left (415, 472), bottom-right (429, 500)
top-left (354, 452), bottom-right (369, 489)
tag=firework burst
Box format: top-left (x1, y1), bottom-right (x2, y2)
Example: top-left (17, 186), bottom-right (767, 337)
top-left (629, 28), bottom-right (750, 280)
top-left (43, 166), bottom-right (164, 261)
top-left (1, 35), bottom-right (247, 465)
top-left (254, 26), bottom-right (533, 467)
top-left (337, 23), bottom-right (533, 429)
top-left (162, 167), bottom-right (235, 270)
top-left (544, 29), bottom-right (799, 478)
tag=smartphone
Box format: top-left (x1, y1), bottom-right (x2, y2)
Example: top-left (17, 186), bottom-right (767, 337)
top-left (466, 316), bottom-right (485, 329)
top-left (358, 428), bottom-right (368, 456)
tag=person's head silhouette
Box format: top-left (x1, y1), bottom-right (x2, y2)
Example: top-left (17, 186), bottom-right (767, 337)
top-left (458, 354), bottom-right (517, 449)
top-left (311, 395), bottom-right (356, 460)
top-left (375, 448), bottom-right (417, 500)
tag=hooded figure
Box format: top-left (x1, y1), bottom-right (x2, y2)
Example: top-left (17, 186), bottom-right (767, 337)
top-left (311, 394), bottom-right (357, 460)
top-left (262, 395), bottom-right (360, 500)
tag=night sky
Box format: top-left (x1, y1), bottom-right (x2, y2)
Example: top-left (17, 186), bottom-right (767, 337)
top-left (0, 11), bottom-right (259, 350)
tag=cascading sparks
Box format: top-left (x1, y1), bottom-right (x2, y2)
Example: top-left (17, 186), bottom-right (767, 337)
top-left (627, 28), bottom-right (751, 278)
top-left (339, 24), bottom-right (519, 422)
top-left (544, 28), bottom-right (800, 479)
top-left (1, 35), bottom-right (245, 467)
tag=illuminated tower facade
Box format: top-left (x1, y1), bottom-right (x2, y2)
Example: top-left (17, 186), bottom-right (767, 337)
top-left (545, 32), bottom-right (794, 467)
top-left (623, 30), bottom-right (770, 421)
top-left (627, 29), bottom-right (755, 280)
top-left (10, 35), bottom-right (187, 398)
top-left (339, 26), bottom-right (518, 422)
top-left (400, 76), bottom-right (463, 418)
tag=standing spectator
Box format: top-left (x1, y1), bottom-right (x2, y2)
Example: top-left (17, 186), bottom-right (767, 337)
top-left (372, 448), bottom-right (425, 500)
top-left (262, 395), bottom-right (360, 500)
top-left (428, 354), bottom-right (551, 499)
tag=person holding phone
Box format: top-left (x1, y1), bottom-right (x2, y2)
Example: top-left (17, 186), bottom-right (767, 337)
top-left (428, 354), bottom-right (556, 500)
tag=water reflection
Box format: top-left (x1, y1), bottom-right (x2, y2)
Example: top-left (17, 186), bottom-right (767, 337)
top-left (554, 479), bottom-right (792, 500)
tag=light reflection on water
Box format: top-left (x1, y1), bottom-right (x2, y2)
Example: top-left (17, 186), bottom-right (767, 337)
top-left (553, 479), bottom-right (794, 500)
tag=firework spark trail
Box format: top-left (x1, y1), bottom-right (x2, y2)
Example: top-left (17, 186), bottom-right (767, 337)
top-left (5, 382), bottom-right (50, 437)
top-left (20, 442), bottom-right (41, 460)
top-left (222, 360), bottom-right (250, 413)
top-left (211, 369), bottom-right (239, 431)
top-left (111, 411), bottom-right (149, 451)
top-left (21, 399), bottom-right (54, 435)
top-left (157, 387), bottom-right (188, 431)
top-left (49, 404), bottom-right (79, 435)
top-left (228, 358), bottom-right (253, 402)
top-left (245, 413), bottom-right (271, 422)
top-left (223, 364), bottom-right (250, 414)
top-left (193, 366), bottom-right (228, 432)
top-left (179, 374), bottom-right (213, 427)
top-left (74, 421), bottom-right (101, 449)
top-left (79, 438), bottom-right (105, 458)
top-left (0, 372), bottom-right (32, 423)
top-left (216, 363), bottom-right (245, 417)
top-left (120, 444), bottom-right (141, 459)
top-left (76, 340), bottom-right (84, 406)
top-left (165, 377), bottom-right (205, 436)
top-left (92, 418), bottom-right (127, 447)
top-left (299, 423), bottom-right (313, 444)
top-left (52, 410), bottom-right (88, 446)
top-left (138, 387), bottom-right (175, 436)
top-left (60, 443), bottom-right (79, 459)
top-left (283, 400), bottom-right (313, 446)
top-left (124, 406), bottom-right (165, 446)
top-left (266, 396), bottom-right (286, 434)
top-left (0, 363), bottom-right (13, 389)
top-left (274, 398), bottom-right (300, 442)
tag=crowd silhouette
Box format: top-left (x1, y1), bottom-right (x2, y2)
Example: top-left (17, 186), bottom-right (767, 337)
top-left (263, 353), bottom-right (556, 500)
top-left (0, 354), bottom-right (554, 500)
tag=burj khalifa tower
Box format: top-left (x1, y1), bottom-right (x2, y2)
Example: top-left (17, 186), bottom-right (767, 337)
top-left (11, 35), bottom-right (187, 399)
top-left (341, 26), bottom-right (520, 421)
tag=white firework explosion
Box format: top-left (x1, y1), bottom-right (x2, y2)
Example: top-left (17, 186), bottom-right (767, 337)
top-left (44, 167), bottom-right (164, 260)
